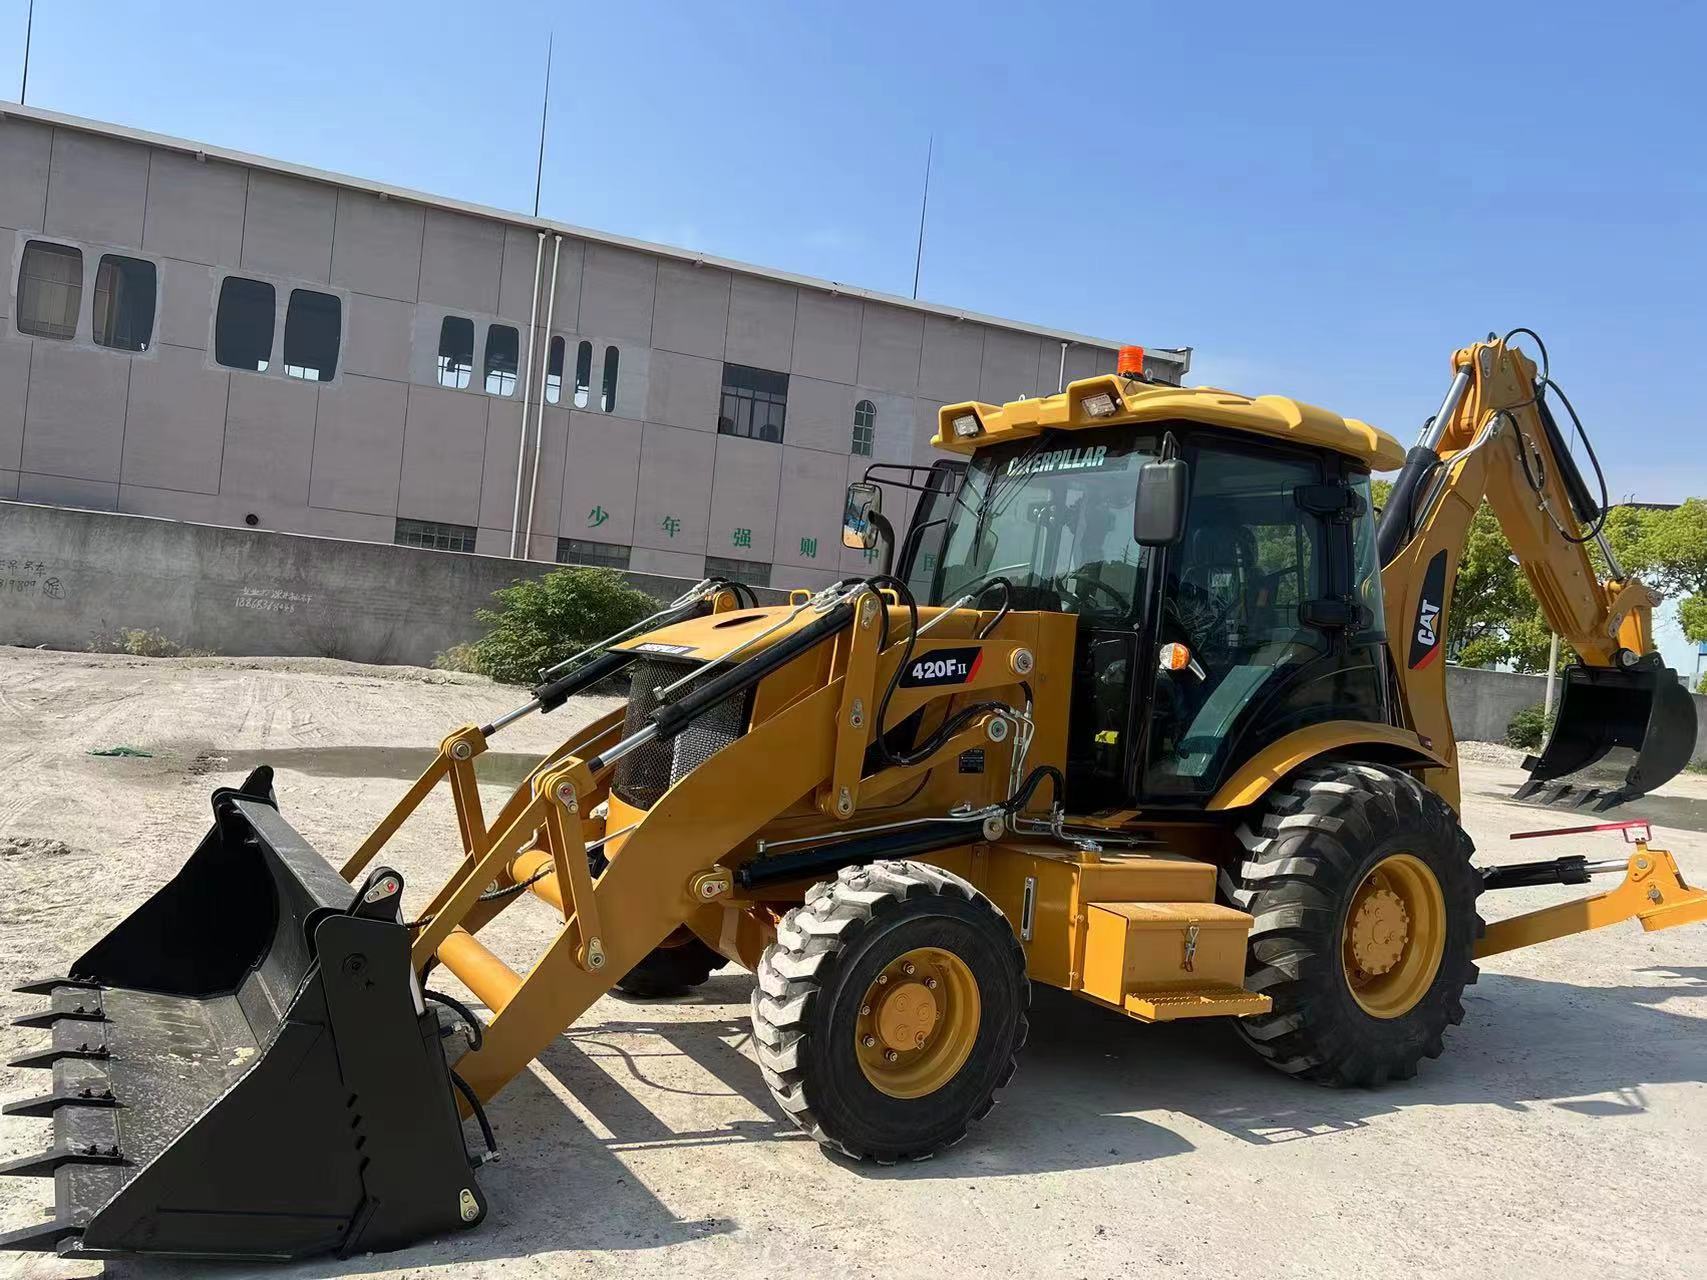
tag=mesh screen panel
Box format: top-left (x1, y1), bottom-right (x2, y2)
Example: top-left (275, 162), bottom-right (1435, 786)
top-left (613, 657), bottom-right (749, 809)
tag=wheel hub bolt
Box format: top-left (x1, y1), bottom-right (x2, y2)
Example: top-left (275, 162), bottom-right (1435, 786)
top-left (862, 1034), bottom-right (877, 1048)
top-left (876, 974), bottom-right (888, 986)
top-left (924, 977), bottom-right (937, 989)
top-left (884, 1049), bottom-right (899, 1063)
top-left (859, 1004), bottom-right (871, 1016)
top-left (901, 961), bottom-right (916, 976)
top-left (914, 1032), bottom-right (926, 1046)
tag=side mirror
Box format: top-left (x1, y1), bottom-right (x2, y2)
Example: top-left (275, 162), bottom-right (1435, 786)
top-left (1133, 458), bottom-right (1188, 546)
top-left (842, 481), bottom-right (883, 549)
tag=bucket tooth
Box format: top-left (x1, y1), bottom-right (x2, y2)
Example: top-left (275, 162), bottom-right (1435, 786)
top-left (7, 1024), bottom-right (110, 1070)
top-left (13, 989), bottom-right (105, 1030)
top-left (0, 1217), bottom-right (84, 1253)
top-left (0, 1142), bottom-right (124, 1178)
top-left (13, 976), bottom-right (100, 997)
top-left (4, 1086), bottom-right (119, 1118)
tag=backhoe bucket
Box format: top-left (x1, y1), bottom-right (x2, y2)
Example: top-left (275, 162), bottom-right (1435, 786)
top-left (1, 768), bottom-right (486, 1261)
top-left (1516, 659), bottom-right (1699, 810)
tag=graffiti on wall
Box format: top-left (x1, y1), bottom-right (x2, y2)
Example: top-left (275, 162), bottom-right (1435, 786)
top-left (234, 586), bottom-right (315, 615)
top-left (1, 559), bottom-right (65, 600)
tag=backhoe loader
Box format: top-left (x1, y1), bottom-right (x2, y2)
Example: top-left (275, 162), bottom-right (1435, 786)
top-left (5, 334), bottom-right (1702, 1261)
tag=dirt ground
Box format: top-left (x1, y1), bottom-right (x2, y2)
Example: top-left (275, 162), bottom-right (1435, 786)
top-left (1, 646), bottom-right (1704, 1280)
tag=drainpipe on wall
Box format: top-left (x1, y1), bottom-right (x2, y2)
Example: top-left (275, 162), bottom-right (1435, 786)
top-left (1057, 341), bottom-right (1069, 393)
top-left (521, 234), bottom-right (564, 558)
top-left (508, 231), bottom-right (547, 559)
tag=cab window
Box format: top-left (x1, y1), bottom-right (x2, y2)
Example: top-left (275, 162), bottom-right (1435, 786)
top-left (933, 426), bottom-right (1157, 620)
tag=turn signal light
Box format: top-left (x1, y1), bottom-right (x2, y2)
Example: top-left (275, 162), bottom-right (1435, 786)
top-left (1117, 345), bottom-right (1146, 377)
top-left (1158, 642), bottom-right (1193, 671)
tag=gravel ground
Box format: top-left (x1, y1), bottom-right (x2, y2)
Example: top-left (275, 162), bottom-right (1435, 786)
top-left (0, 646), bottom-right (1703, 1280)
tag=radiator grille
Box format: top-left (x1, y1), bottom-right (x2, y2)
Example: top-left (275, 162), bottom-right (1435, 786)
top-left (612, 657), bottom-right (749, 809)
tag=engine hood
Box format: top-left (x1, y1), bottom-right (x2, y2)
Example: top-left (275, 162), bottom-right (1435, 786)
top-left (612, 605), bottom-right (815, 664)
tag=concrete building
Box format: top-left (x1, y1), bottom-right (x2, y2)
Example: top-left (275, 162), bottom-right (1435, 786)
top-left (0, 104), bottom-right (1188, 590)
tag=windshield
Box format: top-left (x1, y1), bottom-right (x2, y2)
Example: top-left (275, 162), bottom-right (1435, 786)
top-left (932, 426), bottom-right (1156, 621)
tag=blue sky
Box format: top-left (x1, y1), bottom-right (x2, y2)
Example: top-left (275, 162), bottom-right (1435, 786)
top-left (3, 1), bottom-right (1703, 665)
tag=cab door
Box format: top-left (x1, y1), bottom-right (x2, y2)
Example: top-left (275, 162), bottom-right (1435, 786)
top-left (1138, 437), bottom-right (1336, 801)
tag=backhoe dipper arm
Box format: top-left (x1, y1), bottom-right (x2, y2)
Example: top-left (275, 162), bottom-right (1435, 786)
top-left (1374, 337), bottom-right (1670, 807)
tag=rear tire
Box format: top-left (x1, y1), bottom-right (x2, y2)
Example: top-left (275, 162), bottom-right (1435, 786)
top-left (751, 860), bottom-right (1028, 1161)
top-left (613, 933), bottom-right (726, 998)
top-left (1232, 761), bottom-right (1483, 1086)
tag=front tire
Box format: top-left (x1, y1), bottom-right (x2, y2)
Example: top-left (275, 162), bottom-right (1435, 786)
top-left (751, 860), bottom-right (1028, 1161)
top-left (613, 932), bottom-right (727, 998)
top-left (1233, 762), bottom-right (1483, 1086)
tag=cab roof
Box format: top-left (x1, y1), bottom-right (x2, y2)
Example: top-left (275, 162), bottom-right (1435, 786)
top-left (934, 375), bottom-right (1405, 472)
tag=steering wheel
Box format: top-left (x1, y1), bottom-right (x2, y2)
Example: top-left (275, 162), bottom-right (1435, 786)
top-left (1164, 577), bottom-right (1236, 652)
top-left (1056, 568), bottom-right (1132, 615)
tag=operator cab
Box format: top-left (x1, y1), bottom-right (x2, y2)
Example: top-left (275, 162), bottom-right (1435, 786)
top-left (847, 381), bottom-right (1393, 813)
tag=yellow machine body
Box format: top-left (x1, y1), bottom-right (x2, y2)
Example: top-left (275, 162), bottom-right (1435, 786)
top-left (333, 339), bottom-right (1701, 1101)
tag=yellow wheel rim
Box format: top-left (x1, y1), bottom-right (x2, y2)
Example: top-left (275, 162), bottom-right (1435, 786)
top-left (1342, 853), bottom-right (1446, 1020)
top-left (855, 947), bottom-right (981, 1099)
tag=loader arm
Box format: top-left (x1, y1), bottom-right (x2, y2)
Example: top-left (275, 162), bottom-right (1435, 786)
top-left (1374, 336), bottom-right (1694, 808)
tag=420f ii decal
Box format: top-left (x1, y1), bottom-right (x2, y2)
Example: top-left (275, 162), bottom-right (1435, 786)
top-left (1407, 549), bottom-right (1449, 670)
top-left (898, 646), bottom-right (984, 689)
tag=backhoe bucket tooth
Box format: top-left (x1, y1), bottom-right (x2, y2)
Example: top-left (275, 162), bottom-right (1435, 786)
top-left (0, 768), bottom-right (486, 1261)
top-left (1517, 659), bottom-right (1699, 810)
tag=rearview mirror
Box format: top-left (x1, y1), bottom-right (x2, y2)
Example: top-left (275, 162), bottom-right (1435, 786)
top-left (1133, 458), bottom-right (1188, 546)
top-left (842, 481), bottom-right (882, 549)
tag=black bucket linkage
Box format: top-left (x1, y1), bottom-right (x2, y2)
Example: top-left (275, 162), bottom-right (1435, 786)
top-left (1, 767), bottom-right (488, 1261)
top-left (1517, 657), bottom-right (1700, 810)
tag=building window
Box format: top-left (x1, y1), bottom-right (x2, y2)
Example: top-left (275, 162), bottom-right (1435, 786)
top-left (573, 339), bottom-right (592, 408)
top-left (544, 335), bottom-right (565, 405)
top-left (852, 398), bottom-right (876, 457)
top-left (92, 254), bottom-right (156, 352)
top-left (215, 276), bottom-right (276, 372)
top-left (436, 316), bottom-right (474, 389)
top-left (16, 241), bottom-right (83, 340)
top-left (485, 324), bottom-right (519, 396)
top-left (704, 556), bottom-right (771, 588)
top-left (557, 538), bottom-right (632, 569)
top-left (718, 363), bottom-right (788, 443)
top-left (601, 345), bottom-right (620, 413)
top-left (283, 288), bottom-right (340, 381)
top-left (394, 517), bottom-right (476, 552)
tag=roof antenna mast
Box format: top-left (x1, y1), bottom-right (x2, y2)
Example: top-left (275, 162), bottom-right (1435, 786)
top-left (20, 0), bottom-right (34, 104)
top-left (532, 32), bottom-right (553, 217)
top-left (911, 133), bottom-right (933, 300)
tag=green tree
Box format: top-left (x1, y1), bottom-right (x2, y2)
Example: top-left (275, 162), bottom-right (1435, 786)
top-left (1612, 499), bottom-right (1707, 645)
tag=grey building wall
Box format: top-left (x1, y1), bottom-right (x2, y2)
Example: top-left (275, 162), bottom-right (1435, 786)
top-left (0, 107), bottom-right (1183, 593)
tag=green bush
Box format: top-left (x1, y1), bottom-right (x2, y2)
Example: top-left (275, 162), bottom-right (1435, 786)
top-left (432, 642), bottom-right (483, 675)
top-left (1505, 702), bottom-right (1555, 751)
top-left (464, 567), bottom-right (659, 685)
top-left (89, 626), bottom-right (185, 657)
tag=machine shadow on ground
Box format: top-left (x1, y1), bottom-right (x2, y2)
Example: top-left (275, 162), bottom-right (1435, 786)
top-left (488, 960), bottom-right (1707, 1191)
top-left (74, 964), bottom-right (1707, 1278)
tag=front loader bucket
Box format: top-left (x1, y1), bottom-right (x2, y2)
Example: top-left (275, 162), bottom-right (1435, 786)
top-left (1516, 658), bottom-right (1700, 810)
top-left (1, 768), bottom-right (486, 1261)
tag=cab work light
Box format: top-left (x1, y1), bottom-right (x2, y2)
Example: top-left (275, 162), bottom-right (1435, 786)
top-left (1081, 391), bottom-right (1118, 418)
top-left (951, 412), bottom-right (982, 438)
